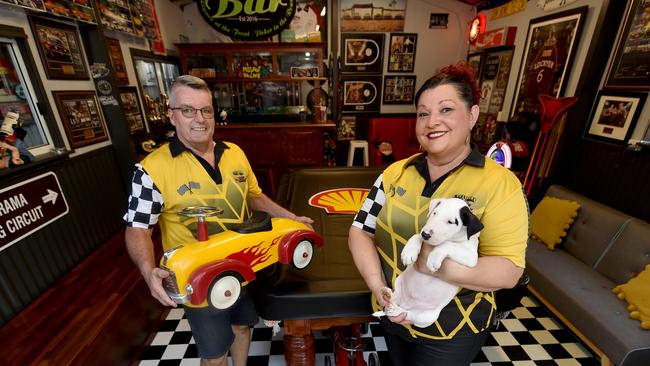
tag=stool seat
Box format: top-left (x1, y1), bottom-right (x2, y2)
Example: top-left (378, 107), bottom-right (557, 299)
top-left (347, 140), bottom-right (369, 167)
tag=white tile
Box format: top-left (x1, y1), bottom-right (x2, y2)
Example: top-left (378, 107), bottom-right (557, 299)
top-left (161, 344), bottom-right (189, 360)
top-left (512, 361), bottom-right (537, 366)
top-left (268, 354), bottom-right (286, 366)
top-left (555, 359), bottom-right (583, 366)
top-left (138, 361), bottom-right (159, 366)
top-left (521, 296), bottom-right (539, 307)
top-left (248, 341), bottom-right (272, 356)
top-left (469, 363), bottom-right (492, 366)
top-left (562, 342), bottom-right (593, 358)
top-left (491, 331), bottom-right (519, 346)
top-left (530, 330), bottom-right (558, 344)
top-left (179, 359), bottom-right (201, 366)
top-left (511, 307), bottom-right (534, 319)
top-left (190, 336), bottom-right (196, 344)
top-left (481, 346), bottom-right (511, 362)
top-left (176, 319), bottom-right (192, 332)
top-left (166, 308), bottom-right (185, 320)
top-left (500, 318), bottom-right (527, 332)
top-left (522, 344), bottom-right (552, 360)
top-left (537, 317), bottom-right (562, 330)
top-left (373, 336), bottom-right (387, 351)
top-left (150, 331), bottom-right (174, 346)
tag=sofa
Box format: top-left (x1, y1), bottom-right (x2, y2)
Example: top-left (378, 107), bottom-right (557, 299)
top-left (368, 117), bottom-right (420, 166)
top-left (526, 185), bottom-right (650, 366)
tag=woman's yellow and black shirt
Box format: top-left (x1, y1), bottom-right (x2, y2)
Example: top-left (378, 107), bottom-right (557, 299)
top-left (352, 148), bottom-right (529, 342)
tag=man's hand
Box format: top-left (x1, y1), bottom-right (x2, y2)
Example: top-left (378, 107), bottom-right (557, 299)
top-left (293, 215), bottom-right (314, 229)
top-left (145, 267), bottom-right (178, 307)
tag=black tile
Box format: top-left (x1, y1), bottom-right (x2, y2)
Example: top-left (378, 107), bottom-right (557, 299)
top-left (246, 355), bottom-right (270, 366)
top-left (169, 331), bottom-right (193, 344)
top-left (140, 345), bottom-right (167, 360)
top-left (472, 350), bottom-right (489, 362)
top-left (491, 362), bottom-right (514, 366)
top-left (369, 323), bottom-right (385, 337)
top-left (377, 350), bottom-right (393, 366)
top-left (577, 357), bottom-right (601, 366)
top-left (362, 337), bottom-right (376, 352)
top-left (528, 306), bottom-right (553, 318)
top-left (542, 343), bottom-right (572, 359)
top-left (269, 339), bottom-right (284, 355)
top-left (549, 329), bottom-right (579, 343)
top-left (501, 345), bottom-right (531, 361)
top-left (315, 337), bottom-right (334, 353)
top-left (251, 327), bottom-right (273, 341)
top-left (158, 360), bottom-right (182, 366)
top-left (511, 331), bottom-right (538, 345)
top-left (519, 318), bottom-right (545, 331)
top-left (184, 344), bottom-right (198, 358)
top-left (483, 333), bottom-right (499, 346)
top-left (157, 319), bottom-right (182, 332)
top-left (534, 360), bottom-right (558, 366)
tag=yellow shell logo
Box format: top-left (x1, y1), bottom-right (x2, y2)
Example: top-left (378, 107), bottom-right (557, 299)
top-left (309, 188), bottom-right (370, 214)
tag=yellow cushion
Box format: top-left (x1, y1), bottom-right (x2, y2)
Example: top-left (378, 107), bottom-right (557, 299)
top-left (613, 264), bottom-right (650, 330)
top-left (530, 196), bottom-right (580, 249)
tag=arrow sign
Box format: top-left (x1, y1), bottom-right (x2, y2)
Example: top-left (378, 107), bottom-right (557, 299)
top-left (42, 189), bottom-right (58, 205)
top-left (0, 172), bottom-right (69, 252)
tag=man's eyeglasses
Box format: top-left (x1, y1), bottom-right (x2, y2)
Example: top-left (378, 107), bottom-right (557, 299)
top-left (170, 106), bottom-right (215, 119)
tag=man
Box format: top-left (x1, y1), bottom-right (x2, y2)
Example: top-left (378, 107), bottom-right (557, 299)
top-left (124, 75), bottom-right (313, 366)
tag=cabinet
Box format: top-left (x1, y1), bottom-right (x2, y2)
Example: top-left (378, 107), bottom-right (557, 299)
top-left (176, 43), bottom-right (327, 120)
top-left (213, 123), bottom-right (334, 197)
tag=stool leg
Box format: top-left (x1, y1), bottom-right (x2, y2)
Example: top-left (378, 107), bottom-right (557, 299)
top-left (347, 145), bottom-right (355, 166)
top-left (363, 146), bottom-right (369, 166)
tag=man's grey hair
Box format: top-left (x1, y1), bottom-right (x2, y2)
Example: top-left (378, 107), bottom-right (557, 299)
top-left (168, 75), bottom-right (211, 107)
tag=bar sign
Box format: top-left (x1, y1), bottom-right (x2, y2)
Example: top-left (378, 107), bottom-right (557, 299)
top-left (0, 172), bottom-right (69, 251)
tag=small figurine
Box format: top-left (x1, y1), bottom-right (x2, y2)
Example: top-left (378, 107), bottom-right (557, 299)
top-left (219, 109), bottom-right (228, 125)
top-left (0, 111), bottom-right (29, 169)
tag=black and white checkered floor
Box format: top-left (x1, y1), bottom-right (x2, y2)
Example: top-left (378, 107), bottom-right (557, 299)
top-left (138, 295), bottom-right (599, 366)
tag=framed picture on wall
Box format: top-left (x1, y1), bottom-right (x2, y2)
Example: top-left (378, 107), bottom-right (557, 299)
top-left (605, 0), bottom-right (650, 90)
top-left (28, 15), bottom-right (89, 80)
top-left (340, 0), bottom-right (406, 32)
top-left (341, 74), bottom-right (381, 112)
top-left (53, 91), bottom-right (108, 148)
top-left (106, 37), bottom-right (129, 85)
top-left (467, 51), bottom-right (483, 80)
top-left (383, 75), bottom-right (416, 104)
top-left (387, 33), bottom-right (417, 72)
top-left (585, 90), bottom-right (646, 144)
top-left (118, 86), bottom-right (146, 134)
top-left (510, 6), bottom-right (588, 118)
top-left (341, 33), bottom-right (384, 73)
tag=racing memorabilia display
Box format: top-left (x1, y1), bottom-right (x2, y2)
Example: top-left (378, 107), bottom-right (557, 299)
top-left (341, 33), bottom-right (384, 74)
top-left (52, 91), bottom-right (108, 148)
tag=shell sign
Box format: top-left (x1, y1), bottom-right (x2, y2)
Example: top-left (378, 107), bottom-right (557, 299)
top-left (198, 0), bottom-right (296, 40)
top-left (309, 188), bottom-right (370, 215)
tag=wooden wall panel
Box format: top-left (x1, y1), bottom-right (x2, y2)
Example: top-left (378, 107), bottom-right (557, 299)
top-left (0, 147), bottom-right (127, 327)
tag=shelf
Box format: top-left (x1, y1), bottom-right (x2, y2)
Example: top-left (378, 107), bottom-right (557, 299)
top-left (202, 76), bottom-right (326, 83)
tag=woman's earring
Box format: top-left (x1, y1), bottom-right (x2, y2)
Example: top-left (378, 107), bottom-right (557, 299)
top-left (465, 134), bottom-right (471, 145)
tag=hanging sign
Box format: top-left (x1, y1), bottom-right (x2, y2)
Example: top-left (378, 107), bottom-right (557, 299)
top-left (0, 172), bottom-right (69, 252)
top-left (198, 0), bottom-right (296, 40)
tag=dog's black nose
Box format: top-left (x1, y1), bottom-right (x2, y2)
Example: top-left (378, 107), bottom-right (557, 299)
top-left (421, 231), bottom-right (431, 240)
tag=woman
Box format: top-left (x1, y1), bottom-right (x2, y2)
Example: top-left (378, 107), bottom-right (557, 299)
top-left (349, 62), bottom-right (528, 365)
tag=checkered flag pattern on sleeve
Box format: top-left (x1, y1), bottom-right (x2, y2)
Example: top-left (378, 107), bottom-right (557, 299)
top-left (353, 175), bottom-right (386, 234)
top-left (124, 164), bottom-right (164, 229)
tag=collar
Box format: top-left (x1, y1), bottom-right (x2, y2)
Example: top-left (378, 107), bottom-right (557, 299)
top-left (169, 136), bottom-right (229, 157)
top-left (407, 145), bottom-right (485, 197)
top-left (406, 145), bottom-right (485, 171)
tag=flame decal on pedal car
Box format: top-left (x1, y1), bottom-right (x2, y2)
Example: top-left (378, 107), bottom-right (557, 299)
top-left (226, 236), bottom-right (280, 267)
top-left (308, 188), bottom-right (370, 214)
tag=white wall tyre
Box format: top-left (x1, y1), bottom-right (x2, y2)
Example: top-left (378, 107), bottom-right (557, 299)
top-left (292, 240), bottom-right (314, 269)
top-left (208, 274), bottom-right (241, 309)
top-left (324, 355), bottom-right (332, 366)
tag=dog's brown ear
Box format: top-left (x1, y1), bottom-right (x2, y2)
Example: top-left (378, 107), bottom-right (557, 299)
top-left (460, 206), bottom-right (483, 239)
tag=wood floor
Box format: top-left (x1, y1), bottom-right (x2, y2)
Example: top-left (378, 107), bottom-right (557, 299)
top-left (0, 229), bottom-right (166, 366)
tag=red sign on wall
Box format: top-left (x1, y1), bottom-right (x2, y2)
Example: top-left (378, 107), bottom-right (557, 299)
top-left (0, 172), bottom-right (69, 251)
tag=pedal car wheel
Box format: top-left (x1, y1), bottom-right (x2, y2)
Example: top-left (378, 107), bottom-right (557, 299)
top-left (208, 273), bottom-right (242, 309)
top-left (292, 239), bottom-right (314, 269)
top-left (368, 352), bottom-right (380, 366)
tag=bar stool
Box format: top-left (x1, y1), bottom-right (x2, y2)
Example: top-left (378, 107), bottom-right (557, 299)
top-left (347, 140), bottom-right (369, 166)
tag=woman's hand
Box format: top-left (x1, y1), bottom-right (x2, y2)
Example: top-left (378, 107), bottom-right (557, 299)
top-left (371, 285), bottom-right (412, 325)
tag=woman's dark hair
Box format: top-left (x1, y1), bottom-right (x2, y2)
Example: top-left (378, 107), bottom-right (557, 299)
top-left (414, 62), bottom-right (480, 109)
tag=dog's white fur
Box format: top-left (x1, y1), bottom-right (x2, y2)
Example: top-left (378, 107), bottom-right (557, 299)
top-left (374, 198), bottom-right (483, 328)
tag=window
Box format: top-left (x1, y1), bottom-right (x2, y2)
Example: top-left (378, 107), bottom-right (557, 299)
top-left (0, 37), bottom-right (55, 156)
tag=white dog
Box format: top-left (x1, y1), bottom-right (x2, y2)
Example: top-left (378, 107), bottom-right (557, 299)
top-left (374, 198), bottom-right (484, 328)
